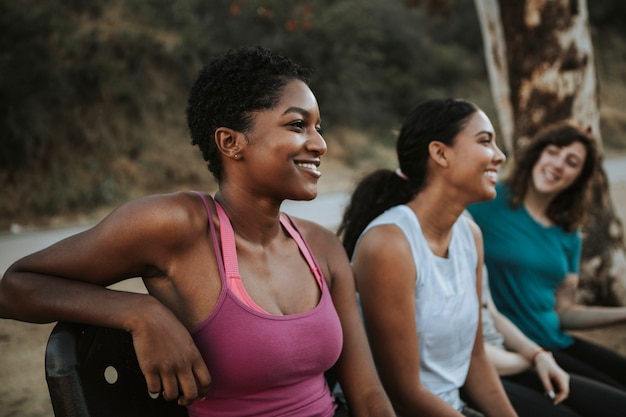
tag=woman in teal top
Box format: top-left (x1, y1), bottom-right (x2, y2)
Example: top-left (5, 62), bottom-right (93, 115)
top-left (472, 182), bottom-right (581, 350)
top-left (468, 121), bottom-right (626, 391)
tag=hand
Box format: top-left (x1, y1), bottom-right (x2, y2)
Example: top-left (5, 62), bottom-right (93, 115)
top-left (533, 350), bottom-right (569, 405)
top-left (130, 305), bottom-right (211, 406)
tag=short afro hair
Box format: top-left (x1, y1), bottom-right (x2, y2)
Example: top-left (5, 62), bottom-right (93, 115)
top-left (186, 46), bottom-right (312, 182)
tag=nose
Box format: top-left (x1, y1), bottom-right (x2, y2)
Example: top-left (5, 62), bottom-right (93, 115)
top-left (307, 130), bottom-right (327, 156)
top-left (493, 143), bottom-right (506, 165)
top-left (554, 155), bottom-right (568, 170)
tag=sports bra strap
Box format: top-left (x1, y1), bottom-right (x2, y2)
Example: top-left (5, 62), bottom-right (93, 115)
top-left (201, 197), bottom-right (325, 314)
top-left (215, 202), bottom-right (240, 279)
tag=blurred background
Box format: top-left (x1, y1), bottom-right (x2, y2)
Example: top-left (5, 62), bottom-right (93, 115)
top-left (1, 0), bottom-right (625, 231)
top-left (2, 2), bottom-right (626, 416)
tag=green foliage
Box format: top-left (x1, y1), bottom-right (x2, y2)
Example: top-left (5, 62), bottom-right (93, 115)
top-left (0, 0), bottom-right (624, 226)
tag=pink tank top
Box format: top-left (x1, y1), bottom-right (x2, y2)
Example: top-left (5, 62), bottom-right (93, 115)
top-left (188, 193), bottom-right (343, 417)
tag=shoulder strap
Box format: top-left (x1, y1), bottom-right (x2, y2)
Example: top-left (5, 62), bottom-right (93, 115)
top-left (279, 214), bottom-right (324, 288)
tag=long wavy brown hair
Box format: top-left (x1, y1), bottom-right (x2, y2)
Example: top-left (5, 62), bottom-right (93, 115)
top-left (504, 121), bottom-right (599, 232)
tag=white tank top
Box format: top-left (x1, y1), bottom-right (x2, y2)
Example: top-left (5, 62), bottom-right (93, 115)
top-left (356, 205), bottom-right (479, 411)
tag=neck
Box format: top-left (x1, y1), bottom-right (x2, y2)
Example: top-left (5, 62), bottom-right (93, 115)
top-left (214, 188), bottom-right (283, 245)
top-left (406, 187), bottom-right (466, 257)
top-left (523, 187), bottom-right (553, 226)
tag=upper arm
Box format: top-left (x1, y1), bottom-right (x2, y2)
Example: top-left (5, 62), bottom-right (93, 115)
top-left (7, 193), bottom-right (200, 286)
top-left (351, 225), bottom-right (423, 403)
top-left (465, 219), bottom-right (487, 356)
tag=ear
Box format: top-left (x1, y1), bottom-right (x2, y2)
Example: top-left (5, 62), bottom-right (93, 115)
top-left (428, 141), bottom-right (449, 168)
top-left (215, 127), bottom-right (244, 160)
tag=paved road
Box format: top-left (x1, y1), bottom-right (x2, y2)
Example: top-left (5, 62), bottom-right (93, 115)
top-left (2, 155), bottom-right (626, 275)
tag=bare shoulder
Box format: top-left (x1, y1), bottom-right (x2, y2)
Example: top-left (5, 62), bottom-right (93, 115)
top-left (99, 191), bottom-right (211, 248)
top-left (358, 223), bottom-right (411, 261)
top-left (286, 216), bottom-right (350, 285)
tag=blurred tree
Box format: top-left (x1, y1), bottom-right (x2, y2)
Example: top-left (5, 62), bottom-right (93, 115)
top-left (475, 0), bottom-right (626, 305)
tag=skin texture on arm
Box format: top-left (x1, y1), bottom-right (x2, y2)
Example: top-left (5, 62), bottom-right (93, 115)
top-left (0, 192), bottom-right (213, 406)
top-left (295, 218), bottom-right (395, 417)
top-left (483, 344), bottom-right (530, 376)
top-left (556, 273), bottom-right (626, 329)
top-left (460, 221), bottom-right (517, 417)
top-left (353, 224), bottom-right (465, 417)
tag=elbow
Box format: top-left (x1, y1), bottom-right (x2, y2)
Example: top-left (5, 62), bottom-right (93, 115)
top-left (0, 266), bottom-right (20, 317)
top-left (0, 264), bottom-right (39, 320)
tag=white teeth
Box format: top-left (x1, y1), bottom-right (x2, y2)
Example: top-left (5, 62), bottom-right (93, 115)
top-left (297, 162), bottom-right (319, 172)
top-left (544, 170), bottom-right (558, 181)
top-left (485, 171), bottom-right (497, 180)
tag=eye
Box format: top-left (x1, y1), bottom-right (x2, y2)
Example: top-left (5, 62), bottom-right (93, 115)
top-left (291, 120), bottom-right (304, 129)
top-left (545, 145), bottom-right (560, 155)
top-left (316, 126), bottom-right (324, 135)
top-left (566, 158), bottom-right (582, 168)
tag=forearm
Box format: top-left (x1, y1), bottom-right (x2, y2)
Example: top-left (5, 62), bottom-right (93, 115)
top-left (387, 385), bottom-right (464, 417)
top-left (559, 305), bottom-right (626, 330)
top-left (464, 354), bottom-right (517, 417)
top-left (0, 269), bottom-right (158, 330)
top-left (493, 313), bottom-right (542, 359)
top-left (484, 344), bottom-right (531, 376)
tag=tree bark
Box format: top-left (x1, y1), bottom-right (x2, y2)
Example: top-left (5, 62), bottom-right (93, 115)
top-left (475, 0), bottom-right (626, 305)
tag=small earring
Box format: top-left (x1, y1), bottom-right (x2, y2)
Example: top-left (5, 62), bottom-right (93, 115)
top-left (234, 153), bottom-right (239, 159)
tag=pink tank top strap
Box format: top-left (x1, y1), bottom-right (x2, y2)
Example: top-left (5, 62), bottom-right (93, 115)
top-left (214, 201), bottom-right (325, 314)
top-left (279, 213), bottom-right (324, 288)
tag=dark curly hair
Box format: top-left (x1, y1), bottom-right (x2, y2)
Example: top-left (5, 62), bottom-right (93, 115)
top-left (337, 98), bottom-right (480, 258)
top-left (186, 46), bottom-right (312, 182)
top-left (504, 121), bottom-right (599, 232)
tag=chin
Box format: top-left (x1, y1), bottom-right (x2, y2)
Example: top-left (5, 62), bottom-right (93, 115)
top-left (479, 188), bottom-right (497, 202)
top-left (292, 188), bottom-right (318, 201)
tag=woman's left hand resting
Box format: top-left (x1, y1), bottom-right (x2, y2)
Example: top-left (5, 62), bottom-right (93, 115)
top-left (533, 350), bottom-right (569, 405)
top-left (129, 297), bottom-right (212, 406)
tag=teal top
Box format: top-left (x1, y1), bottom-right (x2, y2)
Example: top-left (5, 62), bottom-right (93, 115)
top-left (467, 183), bottom-right (581, 350)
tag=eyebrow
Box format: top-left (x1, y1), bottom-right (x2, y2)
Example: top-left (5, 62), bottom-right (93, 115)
top-left (474, 131), bottom-right (494, 138)
top-left (283, 107), bottom-right (309, 117)
top-left (282, 107), bottom-right (322, 124)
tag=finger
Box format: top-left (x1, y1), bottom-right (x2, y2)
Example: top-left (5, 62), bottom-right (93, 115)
top-left (161, 372), bottom-right (181, 402)
top-left (176, 370), bottom-right (200, 406)
top-left (177, 360), bottom-right (212, 406)
top-left (553, 389), bottom-right (568, 405)
top-left (194, 360), bottom-right (212, 399)
top-left (553, 374), bottom-right (570, 405)
top-left (144, 372), bottom-right (163, 398)
top-left (537, 371), bottom-right (554, 396)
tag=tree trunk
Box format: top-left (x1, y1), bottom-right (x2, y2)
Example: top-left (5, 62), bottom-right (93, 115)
top-left (474, 0), bottom-right (626, 305)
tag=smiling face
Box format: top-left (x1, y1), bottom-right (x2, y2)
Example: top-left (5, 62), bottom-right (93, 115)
top-left (530, 141), bottom-right (587, 198)
top-left (445, 110), bottom-right (506, 203)
top-left (238, 79), bottom-right (327, 201)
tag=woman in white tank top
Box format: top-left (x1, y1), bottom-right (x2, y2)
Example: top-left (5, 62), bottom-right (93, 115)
top-left (338, 98), bottom-right (515, 417)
